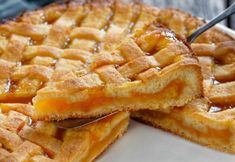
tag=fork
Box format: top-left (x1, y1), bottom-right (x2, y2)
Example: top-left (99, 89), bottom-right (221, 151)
top-left (187, 2), bottom-right (235, 43)
top-left (56, 111), bottom-right (119, 129)
top-left (56, 2), bottom-right (235, 129)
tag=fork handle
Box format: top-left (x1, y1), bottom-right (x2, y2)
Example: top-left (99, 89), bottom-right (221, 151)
top-left (187, 2), bottom-right (235, 43)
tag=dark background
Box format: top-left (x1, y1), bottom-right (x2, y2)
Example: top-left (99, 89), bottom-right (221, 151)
top-left (0, 0), bottom-right (234, 30)
top-left (0, 0), bottom-right (56, 19)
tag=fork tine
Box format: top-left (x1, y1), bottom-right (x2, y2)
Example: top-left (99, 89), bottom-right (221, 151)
top-left (56, 111), bottom-right (119, 129)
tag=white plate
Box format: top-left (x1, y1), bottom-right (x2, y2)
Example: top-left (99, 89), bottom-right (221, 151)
top-left (98, 121), bottom-right (235, 162)
top-left (97, 25), bottom-right (235, 162)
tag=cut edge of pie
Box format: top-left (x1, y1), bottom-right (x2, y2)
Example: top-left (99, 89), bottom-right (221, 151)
top-left (33, 56), bottom-right (203, 120)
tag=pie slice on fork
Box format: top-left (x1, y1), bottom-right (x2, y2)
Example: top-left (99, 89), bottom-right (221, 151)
top-left (32, 22), bottom-right (202, 120)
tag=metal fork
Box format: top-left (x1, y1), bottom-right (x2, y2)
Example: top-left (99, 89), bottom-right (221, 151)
top-left (187, 2), bottom-right (235, 43)
top-left (56, 111), bottom-right (119, 129)
top-left (56, 3), bottom-right (235, 129)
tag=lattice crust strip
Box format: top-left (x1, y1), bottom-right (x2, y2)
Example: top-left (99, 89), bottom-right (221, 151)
top-left (132, 39), bottom-right (235, 153)
top-left (0, 104), bottom-right (129, 162)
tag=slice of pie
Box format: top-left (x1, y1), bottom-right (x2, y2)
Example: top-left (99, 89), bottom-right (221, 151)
top-left (33, 23), bottom-right (202, 120)
top-left (132, 19), bottom-right (235, 153)
top-left (0, 1), bottom-right (202, 120)
top-left (0, 103), bottom-right (129, 161)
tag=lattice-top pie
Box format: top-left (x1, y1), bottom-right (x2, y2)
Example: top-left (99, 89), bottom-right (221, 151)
top-left (1, 0), bottom-right (235, 158)
top-left (0, 0), bottom-right (202, 120)
top-left (132, 9), bottom-right (235, 153)
top-left (0, 103), bottom-right (129, 162)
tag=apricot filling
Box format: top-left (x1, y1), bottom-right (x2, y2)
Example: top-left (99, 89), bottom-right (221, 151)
top-left (34, 79), bottom-right (185, 117)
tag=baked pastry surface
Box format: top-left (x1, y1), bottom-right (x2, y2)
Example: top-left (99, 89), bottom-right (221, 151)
top-left (0, 103), bottom-right (129, 162)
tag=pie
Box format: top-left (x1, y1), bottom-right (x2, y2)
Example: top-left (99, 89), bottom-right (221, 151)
top-left (0, 0), bottom-right (232, 158)
top-left (132, 9), bottom-right (235, 153)
top-left (0, 103), bottom-right (129, 162)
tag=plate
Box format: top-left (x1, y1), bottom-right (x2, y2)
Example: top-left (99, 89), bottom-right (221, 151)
top-left (98, 120), bottom-right (234, 162)
top-left (97, 25), bottom-right (235, 162)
